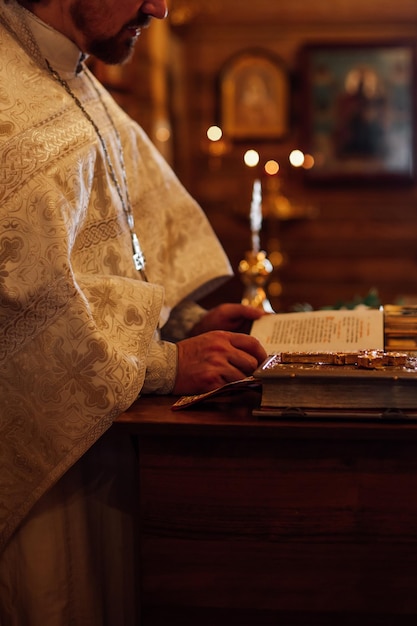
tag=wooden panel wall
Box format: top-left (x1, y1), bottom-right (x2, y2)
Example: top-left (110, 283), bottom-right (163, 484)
top-left (170, 10), bottom-right (417, 312)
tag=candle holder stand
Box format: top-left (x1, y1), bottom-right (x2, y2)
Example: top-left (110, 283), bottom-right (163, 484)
top-left (238, 249), bottom-right (275, 313)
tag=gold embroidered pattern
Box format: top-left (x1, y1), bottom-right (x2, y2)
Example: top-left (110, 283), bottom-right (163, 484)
top-left (73, 217), bottom-right (124, 251)
top-left (1, 112), bottom-right (94, 203)
top-left (0, 276), bottom-right (78, 363)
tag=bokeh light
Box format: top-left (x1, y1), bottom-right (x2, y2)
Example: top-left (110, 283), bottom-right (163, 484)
top-left (289, 149), bottom-right (305, 168)
top-left (264, 160), bottom-right (280, 175)
top-left (207, 125), bottom-right (223, 141)
top-left (244, 149), bottom-right (260, 167)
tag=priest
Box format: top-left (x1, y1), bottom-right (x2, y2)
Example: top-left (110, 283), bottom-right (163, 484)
top-left (0, 0), bottom-right (267, 623)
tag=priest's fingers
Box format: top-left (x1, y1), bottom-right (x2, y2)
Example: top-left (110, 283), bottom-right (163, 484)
top-left (173, 330), bottom-right (267, 395)
top-left (227, 331), bottom-right (267, 366)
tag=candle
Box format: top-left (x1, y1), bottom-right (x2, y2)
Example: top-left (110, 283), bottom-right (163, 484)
top-left (250, 178), bottom-right (262, 253)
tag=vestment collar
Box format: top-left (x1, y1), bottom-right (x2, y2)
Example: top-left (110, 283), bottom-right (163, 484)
top-left (0, 0), bottom-right (86, 77)
top-left (21, 6), bottom-right (87, 76)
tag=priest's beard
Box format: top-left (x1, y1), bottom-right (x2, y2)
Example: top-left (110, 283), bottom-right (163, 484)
top-left (69, 1), bottom-right (140, 65)
top-left (89, 35), bottom-right (137, 65)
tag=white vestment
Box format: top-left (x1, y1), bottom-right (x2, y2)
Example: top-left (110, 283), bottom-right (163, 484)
top-left (0, 2), bottom-right (232, 622)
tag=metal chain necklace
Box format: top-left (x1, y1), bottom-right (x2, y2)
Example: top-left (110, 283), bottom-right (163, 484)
top-left (45, 60), bottom-right (148, 281)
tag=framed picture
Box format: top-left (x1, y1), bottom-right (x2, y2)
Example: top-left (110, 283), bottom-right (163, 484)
top-left (219, 50), bottom-right (289, 141)
top-left (301, 41), bottom-right (416, 183)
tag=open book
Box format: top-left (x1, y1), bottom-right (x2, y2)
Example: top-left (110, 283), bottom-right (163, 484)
top-left (250, 308), bottom-right (384, 354)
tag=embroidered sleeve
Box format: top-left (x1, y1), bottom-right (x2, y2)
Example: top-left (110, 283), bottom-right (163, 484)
top-left (161, 299), bottom-right (207, 342)
top-left (141, 338), bottom-right (178, 395)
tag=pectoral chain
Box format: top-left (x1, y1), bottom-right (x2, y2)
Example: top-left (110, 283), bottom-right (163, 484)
top-left (45, 60), bottom-right (148, 280)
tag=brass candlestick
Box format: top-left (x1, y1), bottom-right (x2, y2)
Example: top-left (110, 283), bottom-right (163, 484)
top-left (238, 249), bottom-right (274, 312)
top-left (239, 179), bottom-right (274, 313)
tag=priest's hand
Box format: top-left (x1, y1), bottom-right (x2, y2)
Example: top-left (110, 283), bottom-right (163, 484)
top-left (189, 303), bottom-right (267, 337)
top-left (173, 330), bottom-right (267, 395)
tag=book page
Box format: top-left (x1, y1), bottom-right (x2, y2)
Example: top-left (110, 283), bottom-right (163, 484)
top-left (251, 309), bottom-right (384, 353)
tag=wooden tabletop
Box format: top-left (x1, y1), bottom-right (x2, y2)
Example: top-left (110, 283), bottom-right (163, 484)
top-left (113, 390), bottom-right (417, 441)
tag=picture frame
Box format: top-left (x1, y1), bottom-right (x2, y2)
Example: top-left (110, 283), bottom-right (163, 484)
top-left (219, 50), bottom-right (290, 141)
top-left (300, 41), bottom-right (416, 183)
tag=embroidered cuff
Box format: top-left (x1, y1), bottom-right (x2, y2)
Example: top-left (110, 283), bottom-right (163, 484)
top-left (141, 339), bottom-right (178, 395)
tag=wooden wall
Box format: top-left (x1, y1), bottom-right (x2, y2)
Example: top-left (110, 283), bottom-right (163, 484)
top-left (94, 2), bottom-right (417, 312)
